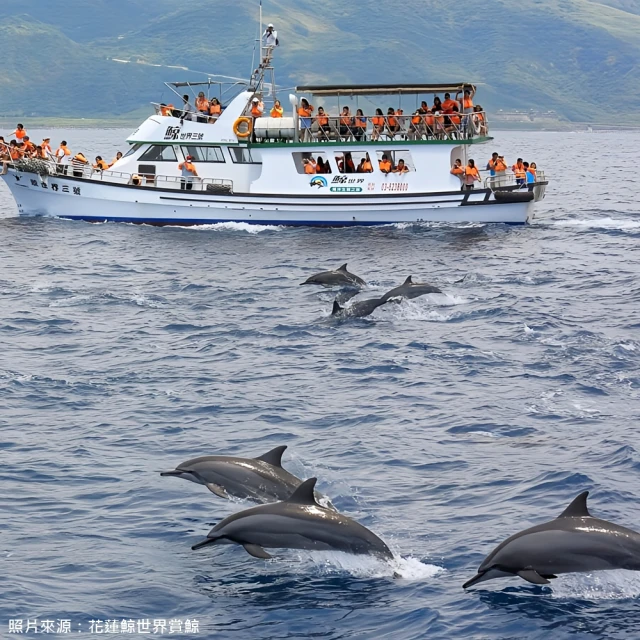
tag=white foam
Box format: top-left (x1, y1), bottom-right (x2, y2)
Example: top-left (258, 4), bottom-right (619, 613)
top-left (552, 217), bottom-right (640, 230)
top-left (283, 550), bottom-right (443, 581)
top-left (551, 571), bottom-right (640, 600)
top-left (524, 324), bottom-right (535, 334)
top-left (618, 343), bottom-right (637, 352)
top-left (181, 221), bottom-right (283, 234)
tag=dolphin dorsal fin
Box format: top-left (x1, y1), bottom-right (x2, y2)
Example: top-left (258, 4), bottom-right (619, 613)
top-left (287, 478), bottom-right (319, 506)
top-left (404, 276), bottom-right (413, 284)
top-left (338, 263), bottom-right (348, 271)
top-left (332, 300), bottom-right (342, 315)
top-left (558, 491), bottom-right (591, 518)
top-left (255, 445), bottom-right (287, 468)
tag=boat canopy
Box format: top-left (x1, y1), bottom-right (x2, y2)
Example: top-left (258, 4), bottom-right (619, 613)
top-left (295, 83), bottom-right (475, 96)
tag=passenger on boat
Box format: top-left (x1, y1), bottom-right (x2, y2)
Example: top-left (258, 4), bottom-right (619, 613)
top-left (432, 97), bottom-right (443, 113)
top-left (251, 97), bottom-right (264, 118)
top-left (303, 158), bottom-right (316, 174)
top-left (109, 151), bottom-right (123, 167)
top-left (424, 109), bottom-right (435, 137)
top-left (442, 93), bottom-right (459, 113)
top-left (131, 174), bottom-right (143, 186)
top-left (34, 145), bottom-right (46, 159)
top-left (433, 111), bottom-right (446, 139)
top-left (450, 158), bottom-right (465, 188)
top-left (160, 103), bottom-right (174, 116)
top-left (55, 141), bottom-right (71, 168)
top-left (356, 154), bottom-right (373, 173)
top-left (317, 157), bottom-right (332, 174)
top-left (487, 152), bottom-right (499, 175)
top-left (446, 106), bottom-right (461, 138)
top-left (9, 141), bottom-right (21, 161)
top-left (524, 162), bottom-right (536, 186)
top-left (270, 99), bottom-right (284, 118)
top-left (339, 107), bottom-right (354, 140)
top-left (181, 94), bottom-right (194, 122)
top-left (42, 138), bottom-right (52, 157)
top-left (463, 159), bottom-right (481, 190)
top-left (528, 162), bottom-right (537, 180)
top-left (457, 86), bottom-right (476, 136)
top-left (71, 152), bottom-right (89, 177)
top-left (418, 101), bottom-right (429, 114)
top-left (298, 99), bottom-right (314, 140)
top-left (93, 156), bottom-right (109, 171)
top-left (316, 107), bottom-right (330, 140)
top-left (179, 155), bottom-right (198, 190)
top-left (394, 159), bottom-right (409, 174)
top-left (386, 108), bottom-right (400, 138)
top-left (474, 105), bottom-right (487, 135)
top-left (371, 109), bottom-right (385, 141)
top-left (11, 124), bottom-right (26, 140)
top-left (512, 158), bottom-right (526, 186)
top-left (379, 154), bottom-right (393, 174)
top-left (396, 109), bottom-right (406, 136)
top-left (409, 111), bottom-right (423, 140)
top-left (337, 152), bottom-right (356, 174)
top-left (22, 136), bottom-right (36, 156)
top-left (354, 109), bottom-right (367, 141)
top-left (262, 23), bottom-right (279, 62)
top-left (196, 92), bottom-right (210, 122)
top-left (209, 98), bottom-right (222, 121)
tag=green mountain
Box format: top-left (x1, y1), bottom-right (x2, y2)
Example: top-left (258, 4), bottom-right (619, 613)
top-left (1, 0), bottom-right (639, 122)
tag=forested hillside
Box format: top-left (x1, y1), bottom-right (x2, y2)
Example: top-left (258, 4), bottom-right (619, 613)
top-left (1, 0), bottom-right (639, 122)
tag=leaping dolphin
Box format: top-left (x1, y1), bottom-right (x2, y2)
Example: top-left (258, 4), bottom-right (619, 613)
top-left (192, 478), bottom-right (392, 561)
top-left (331, 297), bottom-right (387, 319)
top-left (380, 276), bottom-right (442, 303)
top-left (300, 263), bottom-right (366, 288)
top-left (161, 445), bottom-right (332, 507)
top-left (463, 491), bottom-right (640, 589)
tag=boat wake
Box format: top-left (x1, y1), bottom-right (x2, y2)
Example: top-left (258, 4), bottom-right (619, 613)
top-left (551, 217), bottom-right (640, 231)
top-left (550, 570), bottom-right (640, 600)
top-left (179, 221), bottom-right (284, 234)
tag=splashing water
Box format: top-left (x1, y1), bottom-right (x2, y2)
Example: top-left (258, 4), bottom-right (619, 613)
top-left (551, 571), bottom-right (640, 600)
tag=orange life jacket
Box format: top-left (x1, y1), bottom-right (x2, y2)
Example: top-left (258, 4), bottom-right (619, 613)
top-left (196, 97), bottom-right (209, 112)
top-left (379, 160), bottom-right (392, 172)
top-left (14, 129), bottom-right (26, 140)
top-left (450, 113), bottom-right (461, 125)
top-left (179, 161), bottom-right (197, 175)
top-left (466, 165), bottom-right (479, 178)
top-left (476, 111), bottom-right (485, 122)
top-left (270, 105), bottom-right (284, 118)
top-left (372, 116), bottom-right (384, 127)
top-left (463, 97), bottom-right (474, 109)
top-left (317, 114), bottom-right (329, 126)
top-left (10, 147), bottom-right (21, 160)
top-left (513, 163), bottom-right (526, 179)
top-left (362, 160), bottom-right (372, 172)
top-left (412, 115), bottom-right (422, 125)
top-left (451, 165), bottom-right (464, 175)
top-left (160, 104), bottom-right (174, 116)
top-left (528, 168), bottom-right (536, 179)
top-left (251, 102), bottom-right (263, 117)
top-left (425, 114), bottom-right (435, 126)
top-left (355, 116), bottom-right (367, 128)
top-left (94, 159), bottom-right (109, 170)
top-left (494, 160), bottom-right (507, 172)
top-left (442, 99), bottom-right (458, 112)
top-left (56, 145), bottom-right (70, 158)
top-left (209, 103), bottom-right (221, 116)
top-left (340, 114), bottom-right (352, 126)
top-left (298, 105), bottom-right (313, 118)
top-left (387, 115), bottom-right (398, 127)
top-left (304, 162), bottom-right (316, 174)
top-left (23, 140), bottom-right (35, 152)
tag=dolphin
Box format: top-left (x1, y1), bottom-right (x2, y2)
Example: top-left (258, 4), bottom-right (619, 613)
top-left (192, 477), bottom-right (393, 561)
top-left (463, 491), bottom-right (640, 589)
top-left (331, 297), bottom-right (387, 319)
top-left (161, 445), bottom-right (332, 507)
top-left (300, 263), bottom-right (366, 288)
top-left (380, 276), bottom-right (442, 303)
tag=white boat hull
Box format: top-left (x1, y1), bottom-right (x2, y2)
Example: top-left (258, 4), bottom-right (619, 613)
top-left (1, 168), bottom-right (535, 226)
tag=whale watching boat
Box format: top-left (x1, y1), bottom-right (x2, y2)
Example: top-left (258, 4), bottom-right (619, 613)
top-left (0, 32), bottom-right (547, 227)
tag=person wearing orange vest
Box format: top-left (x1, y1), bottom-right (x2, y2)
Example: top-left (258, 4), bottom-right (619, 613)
top-left (386, 108), bottom-right (399, 137)
top-left (179, 155), bottom-right (198, 190)
top-left (354, 109), bottom-right (367, 141)
top-left (109, 151), bottom-right (123, 167)
top-left (209, 98), bottom-right (222, 121)
top-left (160, 103), bottom-right (174, 117)
top-left (424, 109), bottom-right (435, 137)
top-left (71, 152), bottom-right (89, 177)
top-left (464, 159), bottom-right (481, 190)
top-left (528, 162), bottom-right (537, 180)
top-left (442, 93), bottom-right (459, 113)
top-left (21, 136), bottom-right (36, 156)
top-left (34, 145), bottom-right (47, 159)
top-left (450, 158), bottom-right (465, 189)
top-left (433, 111), bottom-right (445, 138)
top-left (446, 105), bottom-right (461, 138)
top-left (303, 158), bottom-right (316, 174)
top-left (9, 141), bottom-right (22, 161)
top-left (456, 86), bottom-right (476, 137)
top-left (93, 156), bottom-right (109, 171)
top-left (196, 92), bottom-right (209, 122)
top-left (11, 124), bottom-right (26, 140)
top-left (394, 158), bottom-right (410, 174)
top-left (410, 111), bottom-right (424, 140)
top-left (339, 106), bottom-right (354, 140)
top-left (371, 109), bottom-right (384, 141)
top-left (270, 99), bottom-right (284, 118)
top-left (55, 140), bottom-right (71, 173)
top-left (250, 97), bottom-right (264, 118)
top-left (298, 98), bottom-right (314, 140)
top-left (357, 154), bottom-right (373, 173)
top-left (494, 155), bottom-right (507, 173)
top-left (316, 106), bottom-right (330, 140)
top-left (512, 157), bottom-right (527, 185)
top-left (379, 153), bottom-right (392, 174)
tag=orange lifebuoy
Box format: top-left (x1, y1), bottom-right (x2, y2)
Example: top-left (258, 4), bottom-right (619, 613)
top-left (233, 117), bottom-right (252, 138)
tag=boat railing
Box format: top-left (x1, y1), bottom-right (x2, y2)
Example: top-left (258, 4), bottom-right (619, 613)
top-left (42, 163), bottom-right (234, 193)
top-left (151, 102), bottom-right (221, 123)
top-left (483, 169), bottom-right (547, 202)
top-left (255, 111), bottom-right (488, 143)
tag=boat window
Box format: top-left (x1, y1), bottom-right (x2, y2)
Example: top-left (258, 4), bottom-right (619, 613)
top-left (181, 146), bottom-right (225, 163)
top-left (334, 151), bottom-right (373, 174)
top-left (376, 150), bottom-right (415, 172)
top-left (123, 143), bottom-right (142, 158)
top-left (228, 147), bottom-right (259, 164)
top-left (292, 152), bottom-right (332, 175)
top-left (139, 145), bottom-right (178, 162)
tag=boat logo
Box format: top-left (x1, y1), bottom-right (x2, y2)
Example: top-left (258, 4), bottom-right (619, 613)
top-left (310, 176), bottom-right (327, 188)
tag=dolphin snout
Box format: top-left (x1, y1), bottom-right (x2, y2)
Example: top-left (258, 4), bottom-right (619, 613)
top-left (160, 470), bottom-right (184, 477)
top-left (462, 571), bottom-right (487, 589)
top-left (192, 537), bottom-right (217, 551)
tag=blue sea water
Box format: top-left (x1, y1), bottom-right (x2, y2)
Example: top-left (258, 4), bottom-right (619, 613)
top-left (1, 129), bottom-right (640, 640)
